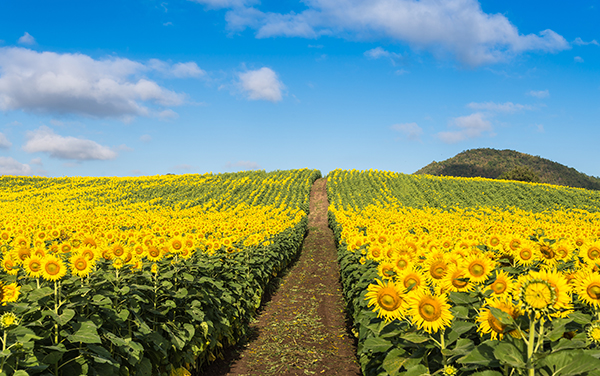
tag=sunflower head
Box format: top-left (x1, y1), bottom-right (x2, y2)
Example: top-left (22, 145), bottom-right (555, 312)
top-left (365, 279), bottom-right (408, 322)
top-left (0, 312), bottom-right (18, 329)
top-left (588, 322), bottom-right (600, 344)
top-left (518, 276), bottom-right (557, 315)
top-left (407, 291), bottom-right (453, 333)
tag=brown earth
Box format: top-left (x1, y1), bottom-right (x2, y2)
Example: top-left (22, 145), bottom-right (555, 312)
top-left (199, 178), bottom-right (361, 376)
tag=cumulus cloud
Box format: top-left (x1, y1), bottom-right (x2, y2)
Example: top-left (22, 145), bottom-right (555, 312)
top-left (574, 56), bottom-right (584, 63)
top-left (467, 101), bottom-right (533, 113)
top-left (437, 113), bottom-right (492, 143)
top-left (224, 160), bottom-right (261, 170)
top-left (157, 109), bottom-right (179, 120)
top-left (197, 0), bottom-right (570, 66)
top-left (0, 157), bottom-right (32, 175)
top-left (0, 47), bottom-right (193, 119)
top-left (30, 157), bottom-right (43, 165)
top-left (238, 67), bottom-right (284, 102)
top-left (22, 126), bottom-right (118, 160)
top-left (148, 59), bottom-right (206, 78)
top-left (391, 122), bottom-right (422, 140)
top-left (527, 90), bottom-right (549, 98)
top-left (0, 132), bottom-right (12, 149)
top-left (190, 0), bottom-right (257, 8)
top-left (140, 134), bottom-right (152, 143)
top-left (573, 37), bottom-right (599, 46)
top-left (18, 32), bottom-right (36, 45)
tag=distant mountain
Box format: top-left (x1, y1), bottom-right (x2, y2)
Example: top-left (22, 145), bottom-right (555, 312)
top-left (414, 148), bottom-right (600, 190)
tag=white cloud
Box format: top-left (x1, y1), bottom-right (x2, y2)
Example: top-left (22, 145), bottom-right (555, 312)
top-left (364, 47), bottom-right (403, 65)
top-left (0, 157), bottom-right (32, 175)
top-left (157, 109), bottom-right (179, 120)
top-left (527, 89), bottom-right (550, 98)
top-left (0, 132), bottom-right (12, 149)
top-left (437, 113), bottom-right (492, 143)
top-left (189, 0), bottom-right (257, 9)
top-left (17, 32), bottom-right (36, 45)
top-left (203, 0), bottom-right (569, 66)
top-left (0, 47), bottom-right (188, 119)
top-left (22, 126), bottom-right (118, 160)
top-left (148, 59), bottom-right (206, 78)
top-left (238, 67), bottom-right (284, 102)
top-left (535, 124), bottom-right (544, 133)
top-left (225, 160), bottom-right (261, 170)
top-left (394, 69), bottom-right (409, 75)
top-left (467, 101), bottom-right (533, 113)
top-left (573, 37), bottom-right (599, 46)
top-left (30, 157), bottom-right (43, 165)
top-left (391, 122), bottom-right (422, 140)
top-left (140, 134), bottom-right (152, 143)
top-left (574, 56), bottom-right (584, 63)
top-left (163, 22), bottom-right (173, 26)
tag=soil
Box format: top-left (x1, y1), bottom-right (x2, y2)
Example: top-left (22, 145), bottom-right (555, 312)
top-left (198, 178), bottom-right (361, 376)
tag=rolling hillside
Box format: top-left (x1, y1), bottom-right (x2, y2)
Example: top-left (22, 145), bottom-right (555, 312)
top-left (414, 148), bottom-right (600, 190)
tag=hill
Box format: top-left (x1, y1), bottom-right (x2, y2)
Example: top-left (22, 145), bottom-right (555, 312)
top-left (414, 148), bottom-right (600, 190)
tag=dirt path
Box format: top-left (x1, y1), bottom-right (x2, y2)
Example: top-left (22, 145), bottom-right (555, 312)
top-left (200, 178), bottom-right (361, 376)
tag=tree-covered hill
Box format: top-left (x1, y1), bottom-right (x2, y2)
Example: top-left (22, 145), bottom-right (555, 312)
top-left (414, 148), bottom-right (600, 190)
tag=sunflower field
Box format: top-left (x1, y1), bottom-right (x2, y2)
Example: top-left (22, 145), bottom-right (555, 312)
top-left (0, 168), bottom-right (320, 376)
top-left (327, 169), bottom-right (600, 376)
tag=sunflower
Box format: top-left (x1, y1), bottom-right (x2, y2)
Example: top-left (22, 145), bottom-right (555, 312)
top-left (514, 242), bottom-right (538, 267)
top-left (13, 236), bottom-right (29, 249)
top-left (464, 254), bottom-right (495, 284)
top-left (365, 279), bottom-right (408, 322)
top-left (16, 247), bottom-right (31, 262)
top-left (533, 269), bottom-right (572, 317)
top-left (439, 264), bottom-right (474, 293)
top-left (2, 283), bottom-right (21, 304)
top-left (111, 243), bottom-right (126, 258)
top-left (425, 258), bottom-right (449, 283)
top-left (377, 261), bottom-right (396, 279)
top-left (587, 322), bottom-right (600, 344)
top-left (1, 257), bottom-right (18, 276)
top-left (393, 255), bottom-right (412, 274)
top-left (486, 270), bottom-right (515, 298)
top-left (518, 276), bottom-right (556, 314)
top-left (368, 246), bottom-right (384, 261)
top-left (575, 271), bottom-right (600, 309)
top-left (407, 291), bottom-right (453, 333)
top-left (582, 241), bottom-right (600, 266)
top-left (170, 236), bottom-right (184, 253)
top-left (398, 267), bottom-right (427, 293)
top-left (146, 246), bottom-right (162, 262)
top-left (23, 256), bottom-right (43, 278)
top-left (41, 255), bottom-right (67, 281)
top-left (0, 312), bottom-right (18, 329)
top-left (477, 297), bottom-right (521, 340)
top-left (70, 255), bottom-right (93, 278)
top-left (79, 247), bottom-right (96, 262)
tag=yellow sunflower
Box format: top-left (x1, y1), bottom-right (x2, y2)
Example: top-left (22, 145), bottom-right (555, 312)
top-left (23, 256), bottom-right (44, 278)
top-left (425, 258), bottom-right (450, 284)
top-left (1, 257), bottom-right (18, 276)
top-left (439, 264), bottom-right (474, 293)
top-left (2, 283), bottom-right (21, 304)
top-left (407, 290), bottom-right (453, 333)
top-left (464, 254), bottom-right (495, 284)
top-left (41, 255), bottom-right (67, 281)
top-left (377, 261), bottom-right (397, 279)
top-left (477, 297), bottom-right (521, 340)
top-left (365, 279), bottom-right (409, 322)
top-left (146, 246), bottom-right (162, 262)
top-left (398, 267), bottom-right (428, 294)
top-left (575, 271), bottom-right (600, 309)
top-left (70, 255), bottom-right (94, 278)
top-left (533, 269), bottom-right (572, 318)
top-left (518, 275), bottom-right (556, 314)
top-left (486, 270), bottom-right (515, 299)
top-left (587, 322), bottom-right (600, 344)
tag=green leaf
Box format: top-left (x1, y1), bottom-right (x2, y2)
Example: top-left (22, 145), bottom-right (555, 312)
top-left (401, 332), bottom-right (430, 344)
top-left (568, 312), bottom-right (592, 325)
top-left (493, 342), bottom-right (526, 368)
top-left (57, 308), bottom-right (76, 326)
top-left (489, 307), bottom-right (515, 326)
top-left (458, 340), bottom-right (500, 367)
top-left (471, 372), bottom-right (503, 376)
top-left (13, 371), bottom-right (29, 376)
top-left (553, 338), bottom-right (587, 351)
top-left (136, 357), bottom-right (152, 376)
top-left (69, 320), bottom-right (102, 344)
top-left (403, 364), bottom-right (428, 376)
top-left (362, 337), bottom-right (394, 353)
top-left (27, 286), bottom-right (53, 301)
top-left (442, 338), bottom-right (474, 357)
top-left (448, 291), bottom-right (478, 305)
top-left (542, 350), bottom-right (600, 376)
top-left (382, 348), bottom-right (408, 375)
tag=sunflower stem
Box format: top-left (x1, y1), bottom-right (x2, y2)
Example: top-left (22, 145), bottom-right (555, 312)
top-left (534, 319), bottom-right (545, 353)
top-left (440, 330), bottom-right (446, 366)
top-left (527, 316), bottom-right (536, 376)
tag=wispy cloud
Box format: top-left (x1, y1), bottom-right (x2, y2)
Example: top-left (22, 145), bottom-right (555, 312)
top-left (238, 67), bottom-right (285, 102)
top-left (527, 89), bottom-right (550, 98)
top-left (574, 56), bottom-right (584, 63)
top-left (140, 134), bottom-right (152, 143)
top-left (391, 122), bottom-right (422, 141)
top-left (194, 0), bottom-right (570, 66)
top-left (0, 157), bottom-right (32, 175)
top-left (22, 126), bottom-right (118, 160)
top-left (0, 132), bottom-right (12, 149)
top-left (364, 47), bottom-right (403, 65)
top-left (573, 37), bottom-right (599, 46)
top-left (17, 32), bottom-right (35, 45)
top-left (467, 101), bottom-right (533, 113)
top-left (437, 113), bottom-right (493, 143)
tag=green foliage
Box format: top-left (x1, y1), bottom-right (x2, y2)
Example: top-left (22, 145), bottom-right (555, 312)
top-left (498, 165), bottom-right (541, 183)
top-left (414, 148), bottom-right (600, 190)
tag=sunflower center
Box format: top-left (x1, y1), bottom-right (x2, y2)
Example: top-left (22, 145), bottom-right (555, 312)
top-left (30, 261), bottom-right (41, 272)
top-left (589, 247), bottom-right (600, 260)
top-left (430, 261), bottom-right (447, 279)
top-left (469, 262), bottom-right (485, 277)
top-left (45, 261), bottom-right (60, 276)
top-left (509, 240), bottom-right (521, 251)
top-left (590, 327), bottom-right (600, 341)
top-left (378, 292), bottom-right (401, 311)
top-left (451, 274), bottom-right (468, 288)
top-left (419, 302), bottom-right (441, 321)
top-left (371, 248), bottom-right (381, 258)
top-left (540, 245), bottom-right (555, 259)
top-left (404, 276), bottom-right (419, 289)
top-left (487, 315), bottom-right (505, 334)
top-left (520, 249), bottom-right (532, 260)
top-left (396, 259), bottom-right (408, 270)
top-left (490, 237), bottom-right (500, 247)
top-left (492, 281), bottom-right (507, 294)
top-left (75, 258), bottom-right (87, 271)
top-left (587, 283), bottom-right (600, 300)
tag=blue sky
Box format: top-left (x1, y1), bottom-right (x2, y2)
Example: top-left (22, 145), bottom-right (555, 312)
top-left (0, 0), bottom-right (598, 178)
